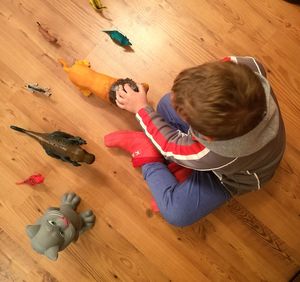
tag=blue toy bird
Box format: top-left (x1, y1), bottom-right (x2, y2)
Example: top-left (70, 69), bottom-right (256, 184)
top-left (103, 30), bottom-right (132, 47)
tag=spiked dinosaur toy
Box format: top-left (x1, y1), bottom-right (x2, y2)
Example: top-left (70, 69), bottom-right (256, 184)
top-left (58, 59), bottom-right (149, 104)
top-left (10, 126), bottom-right (95, 166)
top-left (26, 192), bottom-right (95, 260)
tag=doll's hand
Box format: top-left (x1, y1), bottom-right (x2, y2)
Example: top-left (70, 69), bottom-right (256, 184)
top-left (116, 83), bottom-right (149, 113)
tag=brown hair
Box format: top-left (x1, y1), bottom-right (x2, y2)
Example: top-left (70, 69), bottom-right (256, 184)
top-left (171, 61), bottom-right (266, 140)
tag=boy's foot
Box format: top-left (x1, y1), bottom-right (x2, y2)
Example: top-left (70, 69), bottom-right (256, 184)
top-left (104, 131), bottom-right (164, 167)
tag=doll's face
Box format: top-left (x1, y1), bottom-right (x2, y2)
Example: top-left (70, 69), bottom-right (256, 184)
top-left (26, 210), bottom-right (76, 260)
top-left (44, 213), bottom-right (70, 238)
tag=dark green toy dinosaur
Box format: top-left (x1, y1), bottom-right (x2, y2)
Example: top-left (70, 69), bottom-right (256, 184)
top-left (10, 126), bottom-right (95, 166)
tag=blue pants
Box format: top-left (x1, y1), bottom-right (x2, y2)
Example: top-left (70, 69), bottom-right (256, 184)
top-left (142, 94), bottom-right (231, 227)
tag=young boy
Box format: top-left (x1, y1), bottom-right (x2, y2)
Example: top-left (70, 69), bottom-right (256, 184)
top-left (105, 56), bottom-right (286, 227)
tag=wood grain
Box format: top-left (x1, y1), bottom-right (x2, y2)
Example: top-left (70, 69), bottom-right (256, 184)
top-left (0, 0), bottom-right (300, 281)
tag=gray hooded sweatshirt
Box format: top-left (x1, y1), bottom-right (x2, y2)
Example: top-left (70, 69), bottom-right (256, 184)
top-left (136, 56), bottom-right (286, 195)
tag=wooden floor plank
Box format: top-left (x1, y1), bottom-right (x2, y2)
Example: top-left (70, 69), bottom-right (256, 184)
top-left (1, 0), bottom-right (300, 281)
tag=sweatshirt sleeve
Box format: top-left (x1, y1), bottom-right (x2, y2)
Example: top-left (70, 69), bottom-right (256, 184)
top-left (136, 106), bottom-right (236, 171)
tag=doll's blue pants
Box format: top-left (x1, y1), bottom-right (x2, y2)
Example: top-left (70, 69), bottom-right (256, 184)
top-left (142, 93), bottom-right (231, 227)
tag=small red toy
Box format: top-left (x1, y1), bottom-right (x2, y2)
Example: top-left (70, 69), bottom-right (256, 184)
top-left (16, 174), bottom-right (45, 186)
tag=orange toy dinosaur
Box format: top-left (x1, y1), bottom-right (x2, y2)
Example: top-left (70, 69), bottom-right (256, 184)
top-left (58, 59), bottom-right (149, 104)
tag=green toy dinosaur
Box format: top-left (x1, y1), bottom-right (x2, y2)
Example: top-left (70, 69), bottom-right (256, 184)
top-left (10, 125), bottom-right (95, 166)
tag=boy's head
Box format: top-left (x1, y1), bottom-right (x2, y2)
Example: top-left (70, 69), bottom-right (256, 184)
top-left (171, 61), bottom-right (266, 140)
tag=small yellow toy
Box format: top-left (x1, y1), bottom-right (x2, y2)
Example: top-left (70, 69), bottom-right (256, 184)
top-left (58, 59), bottom-right (149, 104)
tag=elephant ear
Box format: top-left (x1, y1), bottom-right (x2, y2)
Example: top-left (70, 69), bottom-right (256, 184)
top-left (26, 225), bottom-right (41, 238)
top-left (44, 245), bottom-right (59, 261)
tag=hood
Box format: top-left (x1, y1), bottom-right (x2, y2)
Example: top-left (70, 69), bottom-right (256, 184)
top-left (191, 74), bottom-right (279, 158)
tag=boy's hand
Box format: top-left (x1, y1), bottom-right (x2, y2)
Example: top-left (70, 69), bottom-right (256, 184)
top-left (116, 83), bottom-right (149, 113)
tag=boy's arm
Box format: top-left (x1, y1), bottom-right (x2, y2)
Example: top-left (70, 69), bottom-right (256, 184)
top-left (114, 84), bottom-right (233, 170)
top-left (136, 106), bottom-right (236, 171)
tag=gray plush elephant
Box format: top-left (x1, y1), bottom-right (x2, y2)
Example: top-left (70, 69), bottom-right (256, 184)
top-left (26, 192), bottom-right (95, 260)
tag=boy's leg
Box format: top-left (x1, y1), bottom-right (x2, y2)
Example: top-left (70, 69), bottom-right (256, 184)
top-left (156, 93), bottom-right (190, 133)
top-left (142, 162), bottom-right (231, 227)
top-left (144, 93), bottom-right (230, 225)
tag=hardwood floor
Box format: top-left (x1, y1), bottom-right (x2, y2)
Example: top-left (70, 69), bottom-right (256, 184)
top-left (0, 0), bottom-right (300, 281)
